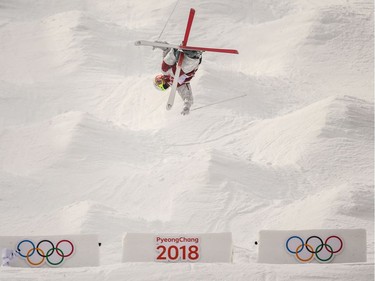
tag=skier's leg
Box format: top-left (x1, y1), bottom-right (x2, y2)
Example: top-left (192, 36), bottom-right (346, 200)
top-left (177, 83), bottom-right (193, 115)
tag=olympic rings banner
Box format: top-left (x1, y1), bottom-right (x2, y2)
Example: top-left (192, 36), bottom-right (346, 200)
top-left (122, 233), bottom-right (233, 263)
top-left (257, 229), bottom-right (367, 264)
top-left (0, 234), bottom-right (100, 267)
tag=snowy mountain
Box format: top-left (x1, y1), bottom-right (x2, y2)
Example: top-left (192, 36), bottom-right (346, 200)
top-left (0, 0), bottom-right (373, 280)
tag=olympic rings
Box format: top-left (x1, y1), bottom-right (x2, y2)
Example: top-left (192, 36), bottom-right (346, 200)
top-left (46, 248), bottom-right (65, 266)
top-left (285, 235), bottom-right (343, 263)
top-left (325, 236), bottom-right (343, 253)
top-left (17, 240), bottom-right (35, 258)
top-left (295, 243), bottom-right (314, 262)
top-left (56, 240), bottom-right (74, 257)
top-left (16, 239), bottom-right (75, 267)
top-left (315, 243), bottom-right (334, 262)
top-left (305, 236), bottom-right (323, 254)
top-left (26, 248), bottom-right (45, 266)
top-left (37, 240), bottom-right (54, 257)
top-left (286, 236), bottom-right (304, 254)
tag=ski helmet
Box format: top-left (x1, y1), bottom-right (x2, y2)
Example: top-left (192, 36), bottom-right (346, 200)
top-left (153, 74), bottom-right (170, 91)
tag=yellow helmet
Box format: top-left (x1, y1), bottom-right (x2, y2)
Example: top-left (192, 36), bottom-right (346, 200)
top-left (153, 74), bottom-right (170, 91)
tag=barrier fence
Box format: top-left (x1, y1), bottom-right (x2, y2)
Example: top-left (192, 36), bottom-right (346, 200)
top-left (122, 232), bottom-right (233, 263)
top-left (258, 229), bottom-right (367, 264)
top-left (0, 229), bottom-right (367, 267)
top-left (0, 234), bottom-right (99, 268)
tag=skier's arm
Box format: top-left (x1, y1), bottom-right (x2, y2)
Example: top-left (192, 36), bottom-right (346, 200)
top-left (176, 69), bottom-right (196, 85)
top-left (161, 49), bottom-right (177, 76)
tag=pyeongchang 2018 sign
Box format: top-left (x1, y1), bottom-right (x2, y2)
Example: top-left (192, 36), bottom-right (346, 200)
top-left (155, 236), bottom-right (200, 262)
top-left (285, 235), bottom-right (343, 263)
top-left (122, 233), bottom-right (232, 263)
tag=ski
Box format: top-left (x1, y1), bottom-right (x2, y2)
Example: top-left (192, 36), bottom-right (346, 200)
top-left (166, 52), bottom-right (183, 110)
top-left (135, 40), bottom-right (180, 50)
top-left (166, 8), bottom-right (195, 110)
top-left (182, 8), bottom-right (195, 46)
top-left (135, 40), bottom-right (239, 55)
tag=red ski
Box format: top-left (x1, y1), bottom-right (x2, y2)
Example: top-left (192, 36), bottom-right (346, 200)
top-left (166, 8), bottom-right (195, 110)
top-left (135, 40), bottom-right (239, 55)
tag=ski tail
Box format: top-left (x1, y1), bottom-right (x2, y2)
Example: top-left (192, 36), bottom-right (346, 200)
top-left (183, 45), bottom-right (239, 54)
top-left (166, 52), bottom-right (184, 110)
top-left (182, 8), bottom-right (195, 46)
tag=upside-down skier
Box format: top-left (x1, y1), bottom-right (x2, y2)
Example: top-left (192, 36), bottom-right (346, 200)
top-left (136, 8), bottom-right (238, 114)
top-left (153, 46), bottom-right (202, 115)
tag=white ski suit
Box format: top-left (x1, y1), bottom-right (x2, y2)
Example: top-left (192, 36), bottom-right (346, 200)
top-left (161, 48), bottom-right (201, 114)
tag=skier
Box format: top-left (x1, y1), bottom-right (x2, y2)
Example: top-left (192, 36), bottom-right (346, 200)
top-left (1, 248), bottom-right (17, 267)
top-left (153, 46), bottom-right (202, 115)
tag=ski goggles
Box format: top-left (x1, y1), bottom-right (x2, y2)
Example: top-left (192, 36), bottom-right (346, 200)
top-left (154, 76), bottom-right (170, 91)
top-left (155, 81), bottom-right (167, 91)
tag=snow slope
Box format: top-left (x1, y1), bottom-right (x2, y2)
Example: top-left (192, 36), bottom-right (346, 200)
top-left (0, 0), bottom-right (373, 280)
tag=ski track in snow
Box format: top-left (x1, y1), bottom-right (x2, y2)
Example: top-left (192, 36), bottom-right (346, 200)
top-left (0, 0), bottom-right (373, 280)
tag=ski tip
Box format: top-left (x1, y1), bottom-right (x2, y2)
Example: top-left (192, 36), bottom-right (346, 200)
top-left (166, 104), bottom-right (173, 110)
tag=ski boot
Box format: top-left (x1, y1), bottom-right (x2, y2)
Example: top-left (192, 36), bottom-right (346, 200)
top-left (181, 100), bottom-right (191, 116)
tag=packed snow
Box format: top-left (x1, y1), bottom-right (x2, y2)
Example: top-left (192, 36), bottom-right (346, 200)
top-left (0, 0), bottom-right (373, 280)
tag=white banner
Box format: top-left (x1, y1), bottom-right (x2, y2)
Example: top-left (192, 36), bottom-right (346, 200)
top-left (0, 234), bottom-right (100, 268)
top-left (122, 233), bottom-right (232, 263)
top-left (257, 229), bottom-right (366, 264)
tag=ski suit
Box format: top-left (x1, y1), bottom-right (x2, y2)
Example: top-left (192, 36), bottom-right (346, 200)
top-left (161, 48), bottom-right (201, 113)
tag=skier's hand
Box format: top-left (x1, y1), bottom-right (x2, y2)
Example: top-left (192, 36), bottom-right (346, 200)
top-left (181, 107), bottom-right (190, 116)
top-left (163, 75), bottom-right (172, 84)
